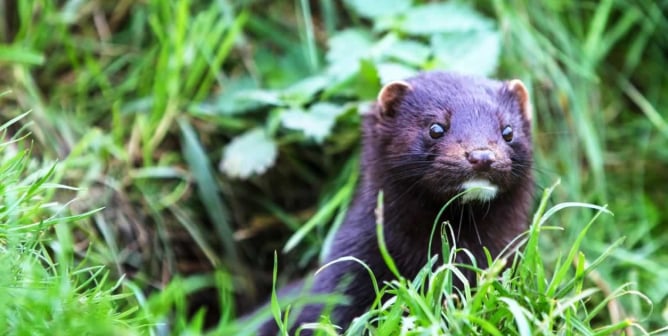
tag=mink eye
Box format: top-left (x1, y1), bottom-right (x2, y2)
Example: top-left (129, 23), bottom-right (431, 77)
top-left (502, 125), bottom-right (514, 142)
top-left (429, 123), bottom-right (446, 139)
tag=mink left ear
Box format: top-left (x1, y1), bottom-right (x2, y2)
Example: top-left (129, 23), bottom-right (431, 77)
top-left (377, 80), bottom-right (412, 118)
top-left (507, 79), bottom-right (532, 122)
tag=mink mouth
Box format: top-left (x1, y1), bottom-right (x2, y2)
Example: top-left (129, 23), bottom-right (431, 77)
top-left (384, 151), bottom-right (516, 201)
top-left (415, 161), bottom-right (513, 202)
top-left (460, 178), bottom-right (499, 203)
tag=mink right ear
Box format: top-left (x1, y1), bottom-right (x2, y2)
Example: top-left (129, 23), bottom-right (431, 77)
top-left (377, 80), bottom-right (412, 117)
top-left (506, 79), bottom-right (532, 122)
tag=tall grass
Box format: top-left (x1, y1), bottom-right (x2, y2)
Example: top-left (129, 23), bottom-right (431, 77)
top-left (0, 115), bottom-right (239, 333)
top-left (260, 182), bottom-right (654, 335)
top-left (491, 0), bottom-right (668, 329)
top-left (0, 116), bottom-right (134, 334)
top-left (3, 0), bottom-right (247, 288)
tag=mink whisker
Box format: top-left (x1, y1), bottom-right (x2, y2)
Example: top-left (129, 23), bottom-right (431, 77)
top-left (469, 204), bottom-right (483, 246)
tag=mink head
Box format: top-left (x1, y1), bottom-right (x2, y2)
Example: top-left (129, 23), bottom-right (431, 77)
top-left (364, 71), bottom-right (533, 204)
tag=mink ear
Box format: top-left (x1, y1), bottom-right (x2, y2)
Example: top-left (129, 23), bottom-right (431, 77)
top-left (377, 80), bottom-right (412, 117)
top-left (506, 79), bottom-right (532, 122)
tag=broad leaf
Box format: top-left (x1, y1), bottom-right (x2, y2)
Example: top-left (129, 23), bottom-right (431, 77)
top-left (236, 89), bottom-right (283, 106)
top-left (281, 75), bottom-right (331, 106)
top-left (213, 77), bottom-right (282, 115)
top-left (327, 29), bottom-right (374, 65)
top-left (377, 62), bottom-right (417, 84)
top-left (383, 39), bottom-right (431, 66)
top-left (400, 3), bottom-right (494, 35)
top-left (344, 0), bottom-right (411, 19)
top-left (431, 30), bottom-right (501, 76)
top-left (326, 29), bottom-right (374, 81)
top-left (281, 103), bottom-right (345, 143)
top-left (220, 128), bottom-right (278, 179)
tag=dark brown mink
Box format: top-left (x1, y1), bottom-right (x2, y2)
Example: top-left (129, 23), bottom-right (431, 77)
top-left (256, 71), bottom-right (534, 335)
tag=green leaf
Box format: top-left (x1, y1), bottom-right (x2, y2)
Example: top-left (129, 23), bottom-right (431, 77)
top-left (219, 128), bottom-right (278, 179)
top-left (356, 59), bottom-right (381, 99)
top-left (400, 3), bottom-right (493, 35)
top-left (377, 62), bottom-right (417, 84)
top-left (343, 0), bottom-right (412, 19)
top-left (383, 40), bottom-right (431, 66)
top-left (281, 75), bottom-right (330, 106)
top-left (237, 89), bottom-right (284, 106)
top-left (280, 103), bottom-right (345, 143)
top-left (327, 29), bottom-right (374, 65)
top-left (212, 77), bottom-right (282, 115)
top-left (431, 30), bottom-right (501, 76)
top-left (326, 29), bottom-right (374, 81)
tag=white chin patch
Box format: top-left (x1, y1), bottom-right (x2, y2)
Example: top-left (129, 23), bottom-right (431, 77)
top-left (461, 179), bottom-right (498, 203)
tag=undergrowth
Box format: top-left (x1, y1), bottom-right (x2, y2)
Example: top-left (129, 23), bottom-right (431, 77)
top-left (0, 116), bottom-right (132, 334)
top-left (259, 183), bottom-right (656, 335)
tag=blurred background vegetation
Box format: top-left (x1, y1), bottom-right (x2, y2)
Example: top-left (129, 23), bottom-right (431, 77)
top-left (0, 0), bottom-right (666, 334)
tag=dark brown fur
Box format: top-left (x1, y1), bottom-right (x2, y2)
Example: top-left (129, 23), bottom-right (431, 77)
top-left (257, 71), bottom-right (534, 335)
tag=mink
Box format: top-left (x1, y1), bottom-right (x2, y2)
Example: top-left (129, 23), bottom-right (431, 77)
top-left (256, 71), bottom-right (534, 335)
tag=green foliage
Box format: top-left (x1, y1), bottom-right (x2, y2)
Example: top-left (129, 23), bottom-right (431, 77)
top-left (1, 0), bottom-right (666, 333)
top-left (281, 103), bottom-right (346, 144)
top-left (215, 0), bottom-right (503, 183)
top-left (343, 0), bottom-right (412, 19)
top-left (490, 1), bottom-right (668, 331)
top-left (221, 128), bottom-right (278, 179)
top-left (266, 183), bottom-right (651, 335)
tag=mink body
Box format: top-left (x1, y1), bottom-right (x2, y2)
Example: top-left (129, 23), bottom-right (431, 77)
top-left (257, 71), bottom-right (534, 335)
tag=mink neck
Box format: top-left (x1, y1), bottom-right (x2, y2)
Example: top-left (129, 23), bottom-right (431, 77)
top-left (360, 154), bottom-right (531, 251)
top-left (361, 163), bottom-right (459, 234)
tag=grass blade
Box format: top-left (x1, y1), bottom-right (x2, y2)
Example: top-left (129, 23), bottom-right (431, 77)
top-left (178, 117), bottom-right (238, 265)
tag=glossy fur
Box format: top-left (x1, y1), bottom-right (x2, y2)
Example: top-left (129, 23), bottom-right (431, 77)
top-left (257, 71), bottom-right (534, 335)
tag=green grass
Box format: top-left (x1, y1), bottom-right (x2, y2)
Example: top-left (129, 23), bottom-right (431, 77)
top-left (0, 0), bottom-right (667, 334)
top-left (0, 119), bottom-right (238, 334)
top-left (260, 183), bottom-right (655, 335)
top-left (0, 116), bottom-right (134, 334)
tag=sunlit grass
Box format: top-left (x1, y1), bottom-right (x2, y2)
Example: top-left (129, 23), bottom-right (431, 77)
top-left (261, 182), bottom-right (652, 335)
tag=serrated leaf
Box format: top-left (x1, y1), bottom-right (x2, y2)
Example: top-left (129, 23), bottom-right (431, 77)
top-left (344, 0), bottom-right (411, 19)
top-left (377, 62), bottom-right (418, 84)
top-left (326, 29), bottom-right (374, 81)
top-left (237, 89), bottom-right (284, 106)
top-left (431, 30), bottom-right (501, 76)
top-left (327, 29), bottom-right (374, 65)
top-left (211, 89), bottom-right (283, 116)
top-left (213, 77), bottom-right (282, 115)
top-left (400, 3), bottom-right (494, 35)
top-left (383, 40), bottom-right (431, 66)
top-left (281, 103), bottom-right (345, 143)
top-left (220, 128), bottom-right (278, 179)
top-left (281, 75), bottom-right (330, 106)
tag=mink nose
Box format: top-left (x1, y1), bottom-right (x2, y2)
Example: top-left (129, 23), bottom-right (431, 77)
top-left (466, 149), bottom-right (496, 170)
